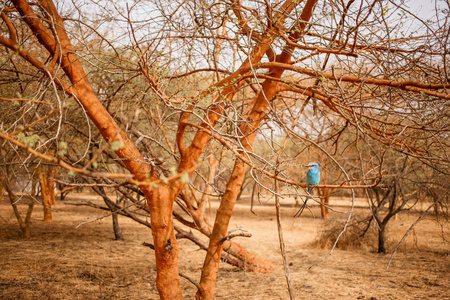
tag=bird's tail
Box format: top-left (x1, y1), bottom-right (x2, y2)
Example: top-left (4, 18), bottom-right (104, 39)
top-left (293, 199), bottom-right (308, 218)
top-left (293, 187), bottom-right (313, 218)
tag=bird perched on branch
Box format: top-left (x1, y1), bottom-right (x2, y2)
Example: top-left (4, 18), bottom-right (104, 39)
top-left (293, 162), bottom-right (320, 218)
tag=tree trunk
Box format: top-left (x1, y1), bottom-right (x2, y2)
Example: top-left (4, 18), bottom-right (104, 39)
top-left (112, 212), bottom-right (124, 241)
top-left (104, 191), bottom-right (124, 241)
top-left (38, 164), bottom-right (56, 222)
top-left (142, 182), bottom-right (182, 299)
top-left (3, 173), bottom-right (35, 238)
top-left (378, 224), bottom-right (386, 254)
top-left (196, 79), bottom-right (281, 299)
top-left (317, 158), bottom-right (334, 219)
top-left (0, 176), bottom-right (4, 200)
top-left (22, 173), bottom-right (38, 238)
top-left (318, 187), bottom-right (330, 219)
top-left (196, 56), bottom-right (289, 300)
top-left (196, 1), bottom-right (318, 298)
top-left (196, 160), bottom-right (247, 299)
top-left (107, 199), bottom-right (124, 241)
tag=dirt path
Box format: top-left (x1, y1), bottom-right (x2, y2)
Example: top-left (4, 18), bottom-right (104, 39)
top-left (0, 195), bottom-right (449, 299)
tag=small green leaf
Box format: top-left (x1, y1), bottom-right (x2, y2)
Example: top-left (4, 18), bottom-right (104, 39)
top-left (57, 141), bottom-right (68, 157)
top-left (59, 141), bottom-right (68, 150)
top-left (92, 161), bottom-right (98, 169)
top-left (18, 133), bottom-right (40, 147)
top-left (68, 170), bottom-right (76, 177)
top-left (28, 134), bottom-right (41, 147)
top-left (17, 132), bottom-right (25, 142)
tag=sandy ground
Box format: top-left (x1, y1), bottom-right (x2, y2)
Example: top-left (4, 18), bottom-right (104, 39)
top-left (0, 193), bottom-right (449, 299)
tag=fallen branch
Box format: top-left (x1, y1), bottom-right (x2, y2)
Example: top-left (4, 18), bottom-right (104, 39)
top-left (219, 232), bottom-right (252, 243)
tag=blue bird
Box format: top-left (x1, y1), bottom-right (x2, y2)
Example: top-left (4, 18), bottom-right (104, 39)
top-left (293, 162), bottom-right (320, 218)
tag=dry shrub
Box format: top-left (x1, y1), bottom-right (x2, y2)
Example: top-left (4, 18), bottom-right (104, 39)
top-left (312, 217), bottom-right (379, 251)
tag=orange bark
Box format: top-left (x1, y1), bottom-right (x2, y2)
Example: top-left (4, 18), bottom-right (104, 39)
top-left (318, 187), bottom-right (331, 219)
top-left (38, 165), bottom-right (56, 222)
top-left (141, 181), bottom-right (182, 299)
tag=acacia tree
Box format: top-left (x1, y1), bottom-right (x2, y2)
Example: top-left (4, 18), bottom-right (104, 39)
top-left (1, 0), bottom-right (449, 299)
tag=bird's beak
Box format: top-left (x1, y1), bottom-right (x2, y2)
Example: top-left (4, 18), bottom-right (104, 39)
top-left (304, 164), bottom-right (313, 168)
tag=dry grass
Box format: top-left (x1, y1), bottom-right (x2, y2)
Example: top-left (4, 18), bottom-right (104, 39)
top-left (1, 194), bottom-right (449, 299)
top-left (313, 216), bottom-right (379, 251)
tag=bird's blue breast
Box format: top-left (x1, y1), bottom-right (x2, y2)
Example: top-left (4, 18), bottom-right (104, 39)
top-left (306, 167), bottom-right (320, 186)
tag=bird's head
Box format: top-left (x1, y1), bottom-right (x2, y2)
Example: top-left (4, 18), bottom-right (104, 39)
top-left (305, 162), bottom-right (319, 169)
